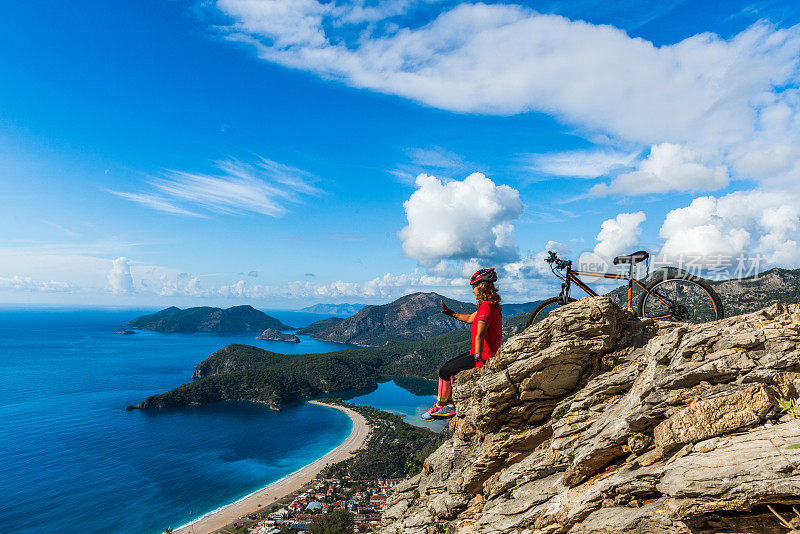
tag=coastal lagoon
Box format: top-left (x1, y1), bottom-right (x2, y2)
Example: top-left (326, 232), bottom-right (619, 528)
top-left (344, 379), bottom-right (448, 432)
top-left (0, 308), bottom-right (445, 533)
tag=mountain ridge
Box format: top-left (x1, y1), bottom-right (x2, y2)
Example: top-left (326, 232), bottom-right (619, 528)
top-left (308, 292), bottom-right (475, 346)
top-left (298, 303), bottom-right (366, 315)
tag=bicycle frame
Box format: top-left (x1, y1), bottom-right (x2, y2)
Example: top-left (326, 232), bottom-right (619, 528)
top-left (559, 261), bottom-right (647, 311)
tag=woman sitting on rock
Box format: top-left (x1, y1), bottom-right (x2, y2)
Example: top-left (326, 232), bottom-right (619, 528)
top-left (422, 268), bottom-right (503, 421)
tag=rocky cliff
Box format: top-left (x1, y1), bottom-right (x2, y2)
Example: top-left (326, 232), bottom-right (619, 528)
top-left (383, 297), bottom-right (800, 533)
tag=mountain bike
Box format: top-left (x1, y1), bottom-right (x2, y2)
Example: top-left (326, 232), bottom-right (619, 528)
top-left (526, 250), bottom-right (724, 327)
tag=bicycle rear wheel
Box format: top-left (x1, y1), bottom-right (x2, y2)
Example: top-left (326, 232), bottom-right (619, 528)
top-left (637, 273), bottom-right (724, 324)
top-left (525, 296), bottom-right (577, 328)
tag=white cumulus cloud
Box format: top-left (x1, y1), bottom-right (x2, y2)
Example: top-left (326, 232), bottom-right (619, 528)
top-left (108, 257), bottom-right (135, 295)
top-left (590, 143), bottom-right (730, 196)
top-left (503, 241), bottom-right (572, 280)
top-left (576, 212), bottom-right (647, 274)
top-left (659, 190), bottom-right (800, 265)
top-left (215, 270), bottom-right (461, 300)
top-left (595, 212), bottom-right (647, 261)
top-left (398, 172), bottom-right (524, 267)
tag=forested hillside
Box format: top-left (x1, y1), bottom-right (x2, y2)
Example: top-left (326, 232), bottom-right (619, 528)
top-left (127, 305), bottom-right (293, 333)
top-left (130, 328), bottom-right (473, 410)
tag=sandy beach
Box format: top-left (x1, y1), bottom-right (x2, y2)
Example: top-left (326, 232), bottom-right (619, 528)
top-left (174, 401), bottom-right (370, 534)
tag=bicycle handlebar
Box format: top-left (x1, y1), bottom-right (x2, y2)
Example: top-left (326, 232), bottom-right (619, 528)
top-left (545, 250), bottom-right (570, 270)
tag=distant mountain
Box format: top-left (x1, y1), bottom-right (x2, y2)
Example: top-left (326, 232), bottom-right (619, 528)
top-left (309, 292), bottom-right (475, 346)
top-left (299, 303), bottom-right (366, 315)
top-left (127, 305), bottom-right (293, 333)
top-left (296, 317), bottom-right (345, 336)
top-left (711, 267), bottom-right (800, 316)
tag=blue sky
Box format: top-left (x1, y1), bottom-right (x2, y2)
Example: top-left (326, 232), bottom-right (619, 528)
top-left (1, 0), bottom-right (799, 307)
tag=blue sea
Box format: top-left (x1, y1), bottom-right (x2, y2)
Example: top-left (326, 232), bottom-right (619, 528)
top-left (0, 308), bottom-right (443, 533)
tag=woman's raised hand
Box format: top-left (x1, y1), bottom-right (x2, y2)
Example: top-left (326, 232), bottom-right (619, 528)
top-left (441, 300), bottom-right (455, 317)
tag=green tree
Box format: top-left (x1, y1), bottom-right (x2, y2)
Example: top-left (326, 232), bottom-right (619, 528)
top-left (309, 509), bottom-right (355, 534)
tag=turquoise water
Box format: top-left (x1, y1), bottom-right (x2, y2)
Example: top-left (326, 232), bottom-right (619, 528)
top-left (345, 379), bottom-right (447, 433)
top-left (0, 309), bottom-right (355, 533)
top-left (0, 308), bottom-right (451, 533)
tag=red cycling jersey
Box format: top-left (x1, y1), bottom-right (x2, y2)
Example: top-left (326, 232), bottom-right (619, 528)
top-left (471, 300), bottom-right (502, 367)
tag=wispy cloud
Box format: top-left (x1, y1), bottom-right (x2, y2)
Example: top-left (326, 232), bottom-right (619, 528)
top-left (110, 156), bottom-right (323, 217)
top-left (406, 147), bottom-right (467, 169)
top-left (389, 146), bottom-right (479, 184)
top-left (0, 275), bottom-right (74, 293)
top-left (522, 148), bottom-right (638, 179)
top-left (106, 190), bottom-right (206, 217)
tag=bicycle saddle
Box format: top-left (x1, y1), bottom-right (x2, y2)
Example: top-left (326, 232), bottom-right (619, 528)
top-left (613, 250), bottom-right (649, 265)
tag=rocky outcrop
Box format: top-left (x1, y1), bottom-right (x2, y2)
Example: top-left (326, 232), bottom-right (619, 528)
top-left (383, 297), bottom-right (800, 533)
top-left (256, 328), bottom-right (300, 342)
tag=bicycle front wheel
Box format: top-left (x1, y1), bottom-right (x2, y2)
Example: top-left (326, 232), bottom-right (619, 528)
top-left (637, 273), bottom-right (724, 324)
top-left (525, 296), bottom-right (577, 328)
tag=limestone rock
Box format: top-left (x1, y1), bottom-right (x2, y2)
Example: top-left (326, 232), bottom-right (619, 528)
top-left (383, 298), bottom-right (800, 533)
top-left (653, 383), bottom-right (776, 455)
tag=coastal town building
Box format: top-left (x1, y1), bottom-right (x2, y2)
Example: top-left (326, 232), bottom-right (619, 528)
top-left (252, 475), bottom-right (407, 533)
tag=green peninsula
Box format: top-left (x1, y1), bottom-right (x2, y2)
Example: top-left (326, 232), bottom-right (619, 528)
top-left (129, 328), bottom-right (470, 411)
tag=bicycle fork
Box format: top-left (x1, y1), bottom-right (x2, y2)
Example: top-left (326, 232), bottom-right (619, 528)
top-left (559, 266), bottom-right (572, 304)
